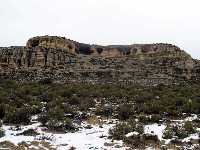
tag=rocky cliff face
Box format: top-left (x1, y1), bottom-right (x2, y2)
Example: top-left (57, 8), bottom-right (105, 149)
top-left (27, 36), bottom-right (76, 53)
top-left (0, 36), bottom-right (199, 86)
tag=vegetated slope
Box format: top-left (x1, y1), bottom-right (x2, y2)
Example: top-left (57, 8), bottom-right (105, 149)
top-left (0, 80), bottom-right (199, 149)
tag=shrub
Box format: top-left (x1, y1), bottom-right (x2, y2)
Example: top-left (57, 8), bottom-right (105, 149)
top-left (184, 121), bottom-right (195, 134)
top-left (79, 98), bottom-right (96, 111)
top-left (138, 114), bottom-right (161, 124)
top-left (35, 134), bottom-right (55, 141)
top-left (46, 117), bottom-right (74, 132)
top-left (102, 104), bottom-right (113, 118)
top-left (109, 119), bottom-right (142, 140)
top-left (60, 89), bottom-right (74, 98)
top-left (38, 106), bottom-right (63, 126)
top-left (95, 107), bottom-right (104, 116)
top-left (150, 114), bottom-right (162, 123)
top-left (163, 126), bottom-right (174, 139)
top-left (124, 134), bottom-right (141, 147)
top-left (175, 127), bottom-right (188, 139)
top-left (39, 78), bottom-right (53, 84)
top-left (38, 107), bottom-right (75, 132)
top-left (68, 95), bottom-right (81, 105)
top-left (164, 124), bottom-right (193, 139)
top-left (143, 101), bottom-right (164, 114)
top-left (17, 129), bottom-right (39, 136)
top-left (4, 107), bottom-right (31, 124)
top-left (109, 122), bottom-right (133, 140)
top-left (0, 104), bottom-right (5, 119)
top-left (143, 134), bottom-right (159, 143)
top-left (117, 104), bottom-right (134, 120)
top-left (38, 113), bottom-right (49, 126)
top-left (69, 146), bottom-right (76, 150)
top-left (135, 123), bottom-right (144, 134)
top-left (1, 80), bottom-right (17, 89)
top-left (0, 128), bottom-right (5, 138)
top-left (138, 114), bottom-right (149, 124)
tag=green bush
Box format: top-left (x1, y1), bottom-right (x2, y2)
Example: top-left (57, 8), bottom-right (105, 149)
top-left (163, 126), bottom-right (174, 139)
top-left (163, 123), bottom-right (195, 140)
top-left (135, 123), bottom-right (144, 134)
top-left (117, 104), bottom-right (134, 120)
top-left (175, 128), bottom-right (188, 139)
top-left (17, 129), bottom-right (39, 136)
top-left (143, 101), bottom-right (164, 114)
top-left (38, 106), bottom-right (75, 132)
top-left (4, 107), bottom-right (31, 124)
top-left (138, 114), bottom-right (161, 124)
top-left (150, 114), bottom-right (162, 123)
top-left (109, 119), bottom-right (143, 140)
top-left (38, 78), bottom-right (53, 84)
top-left (184, 121), bottom-right (195, 134)
top-left (0, 104), bottom-right (5, 119)
top-left (60, 89), bottom-right (74, 98)
top-left (68, 95), bottom-right (81, 105)
top-left (109, 122), bottom-right (133, 140)
top-left (0, 128), bottom-right (5, 138)
top-left (172, 122), bottom-right (195, 139)
top-left (138, 114), bottom-right (149, 124)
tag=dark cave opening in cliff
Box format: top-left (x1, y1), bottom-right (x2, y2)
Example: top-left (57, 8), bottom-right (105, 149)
top-left (96, 48), bottom-right (103, 54)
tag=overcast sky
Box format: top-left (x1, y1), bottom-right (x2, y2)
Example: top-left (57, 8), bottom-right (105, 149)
top-left (0, 0), bottom-right (200, 59)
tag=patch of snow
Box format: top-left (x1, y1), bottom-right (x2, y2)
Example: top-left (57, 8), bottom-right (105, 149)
top-left (144, 124), bottom-right (166, 140)
top-left (185, 114), bottom-right (198, 121)
top-left (29, 145), bottom-right (40, 149)
top-left (51, 122), bottom-right (127, 150)
top-left (145, 147), bottom-right (156, 150)
top-left (182, 133), bottom-right (199, 142)
top-left (0, 121), bottom-right (128, 150)
top-left (125, 131), bottom-right (139, 137)
top-left (0, 123), bottom-right (41, 145)
top-left (31, 115), bottom-right (38, 123)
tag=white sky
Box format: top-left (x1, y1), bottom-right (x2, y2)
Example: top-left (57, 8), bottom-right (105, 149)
top-left (0, 0), bottom-right (200, 59)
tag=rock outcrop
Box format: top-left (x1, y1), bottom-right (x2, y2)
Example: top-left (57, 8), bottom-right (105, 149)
top-left (0, 35), bottom-right (199, 86)
top-left (27, 36), bottom-right (76, 54)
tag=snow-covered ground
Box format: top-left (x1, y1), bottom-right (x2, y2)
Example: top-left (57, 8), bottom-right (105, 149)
top-left (144, 124), bottom-right (166, 141)
top-left (0, 114), bottom-right (199, 150)
top-left (0, 121), bottom-right (128, 150)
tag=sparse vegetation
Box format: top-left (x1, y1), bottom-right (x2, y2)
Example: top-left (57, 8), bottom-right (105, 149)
top-left (17, 129), bottom-right (39, 136)
top-left (109, 119), bottom-right (144, 140)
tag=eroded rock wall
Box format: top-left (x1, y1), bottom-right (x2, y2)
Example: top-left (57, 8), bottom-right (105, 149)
top-left (0, 36), bottom-right (199, 86)
top-left (27, 36), bottom-right (76, 54)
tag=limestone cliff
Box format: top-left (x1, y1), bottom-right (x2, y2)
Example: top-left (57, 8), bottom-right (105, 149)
top-left (0, 36), bottom-right (199, 86)
top-left (27, 36), bottom-right (76, 54)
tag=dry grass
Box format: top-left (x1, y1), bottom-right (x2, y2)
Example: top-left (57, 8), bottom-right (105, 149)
top-left (86, 115), bottom-right (104, 125)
